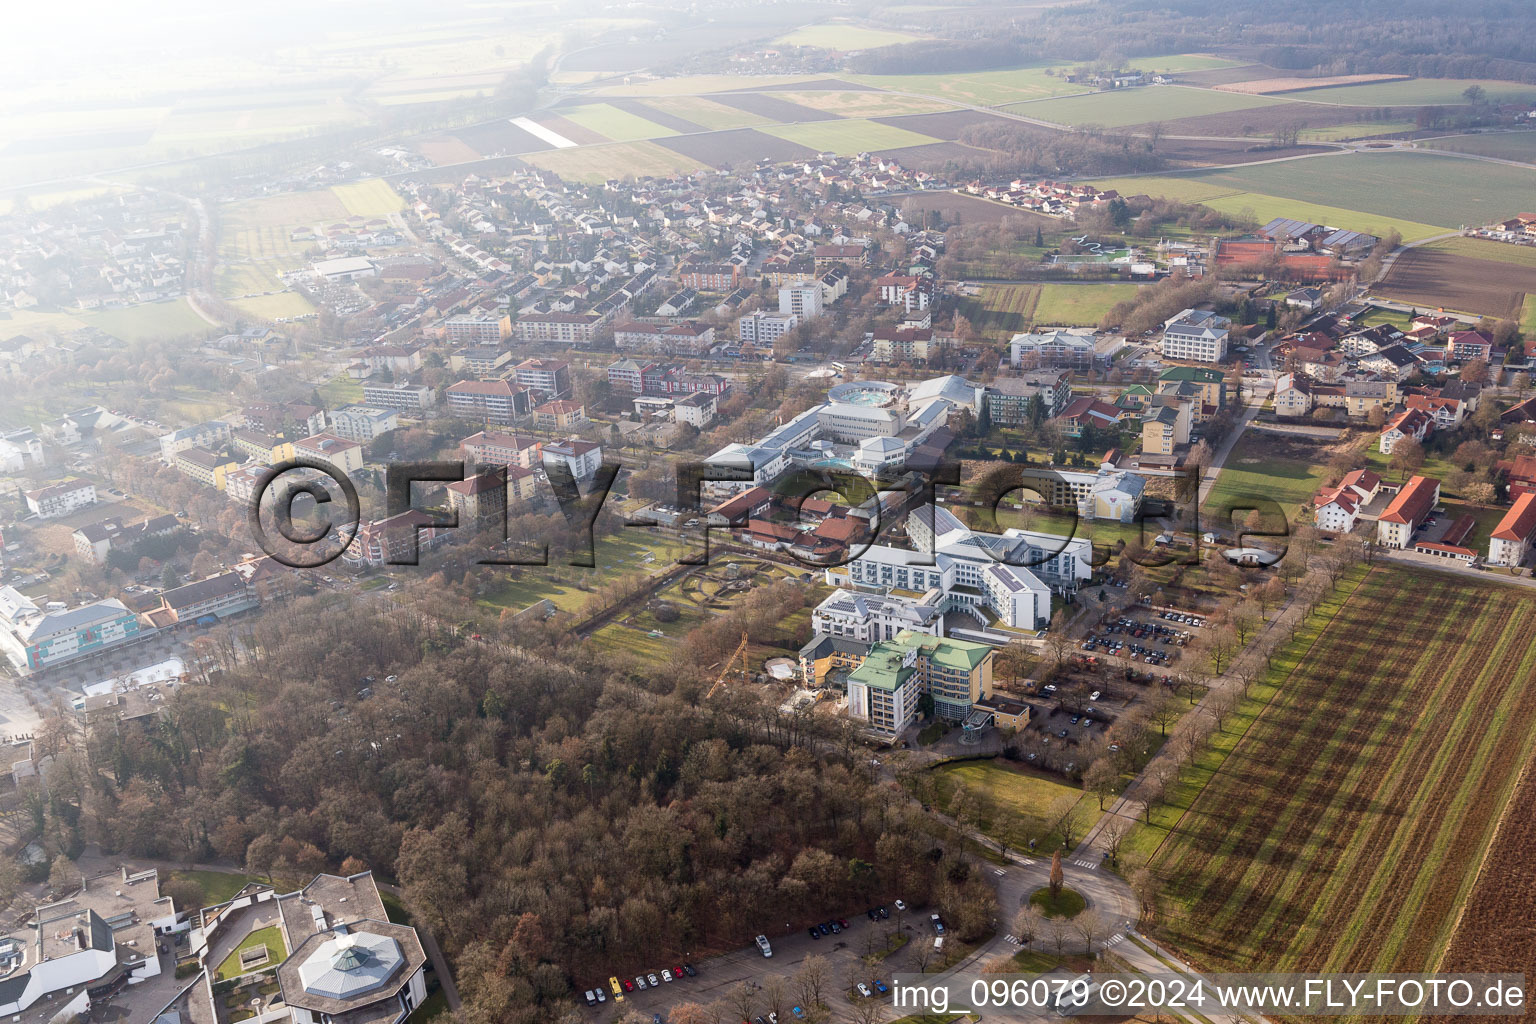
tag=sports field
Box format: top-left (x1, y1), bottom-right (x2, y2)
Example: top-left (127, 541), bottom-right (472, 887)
top-left (1032, 282), bottom-right (1141, 326)
top-left (758, 118), bottom-right (939, 156)
top-left (1003, 86), bottom-right (1289, 128)
top-left (1150, 568), bottom-right (1536, 975)
top-left (81, 299), bottom-right (212, 342)
top-left (520, 141), bottom-right (708, 183)
top-left (560, 102), bottom-right (682, 142)
top-left (847, 64), bottom-right (1090, 106)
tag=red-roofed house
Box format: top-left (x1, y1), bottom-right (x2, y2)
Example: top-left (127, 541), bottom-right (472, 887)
top-left (1312, 469), bottom-right (1383, 533)
top-left (1056, 397), bottom-right (1125, 437)
top-left (1489, 492), bottom-right (1536, 567)
top-left (1380, 408), bottom-right (1431, 455)
top-left (1377, 475), bottom-right (1441, 548)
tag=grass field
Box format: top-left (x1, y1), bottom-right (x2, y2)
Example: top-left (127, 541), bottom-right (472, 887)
top-left (215, 925), bottom-right (286, 982)
top-left (1090, 170), bottom-right (1449, 242)
top-left (775, 23), bottom-right (927, 49)
top-left (1032, 282), bottom-right (1140, 326)
top-left (560, 102), bottom-right (682, 142)
top-left (847, 64), bottom-right (1090, 106)
top-left (1123, 54), bottom-right (1245, 73)
top-left (476, 533), bottom-right (690, 615)
top-left (1420, 235), bottom-right (1536, 269)
top-left (958, 282), bottom-right (1040, 333)
top-left (1148, 567), bottom-right (1536, 976)
top-left (782, 90), bottom-right (956, 117)
top-left (1524, 295), bottom-right (1536, 335)
top-left (521, 141), bottom-right (708, 183)
top-left (595, 74), bottom-right (824, 97)
top-left (167, 869), bottom-right (275, 907)
top-left (930, 759), bottom-right (1101, 855)
top-left (319, 375), bottom-right (364, 406)
top-left (1003, 86), bottom-right (1289, 128)
top-left (1298, 119), bottom-right (1416, 141)
top-left (81, 299), bottom-right (212, 341)
top-left (1204, 434), bottom-right (1330, 520)
top-left (638, 95), bottom-right (775, 130)
top-left (1275, 77), bottom-right (1536, 107)
top-left (330, 179), bottom-right (406, 218)
top-left (231, 292), bottom-right (315, 320)
top-left (758, 118), bottom-right (940, 155)
top-left (1424, 131), bottom-right (1536, 163)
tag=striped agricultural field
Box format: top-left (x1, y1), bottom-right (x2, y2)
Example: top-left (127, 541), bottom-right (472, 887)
top-left (1150, 567), bottom-right (1536, 976)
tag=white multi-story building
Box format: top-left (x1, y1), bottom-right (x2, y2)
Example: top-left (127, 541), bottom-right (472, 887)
top-left (835, 506), bottom-right (1088, 630)
top-left (1160, 309), bottom-right (1230, 363)
top-left (779, 284), bottom-right (824, 320)
top-left (1489, 492), bottom-right (1536, 567)
top-left (738, 310), bottom-right (798, 346)
top-left (158, 420), bottom-right (231, 463)
top-left (542, 439), bottom-right (603, 482)
top-left (813, 589), bottom-right (946, 644)
top-left (24, 479), bottom-right (97, 519)
top-left (330, 406), bottom-right (400, 443)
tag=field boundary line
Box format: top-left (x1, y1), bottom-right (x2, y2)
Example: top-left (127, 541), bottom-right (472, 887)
top-left (1140, 566), bottom-right (1370, 865)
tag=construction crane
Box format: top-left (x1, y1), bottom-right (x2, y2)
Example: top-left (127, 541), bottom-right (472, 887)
top-left (706, 631), bottom-right (750, 700)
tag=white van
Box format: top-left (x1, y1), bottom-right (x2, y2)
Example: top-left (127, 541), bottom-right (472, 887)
top-left (756, 934), bottom-right (773, 958)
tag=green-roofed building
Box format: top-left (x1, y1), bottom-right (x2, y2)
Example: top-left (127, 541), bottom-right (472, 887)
top-left (846, 630), bottom-right (994, 734)
top-left (1158, 365), bottom-right (1227, 412)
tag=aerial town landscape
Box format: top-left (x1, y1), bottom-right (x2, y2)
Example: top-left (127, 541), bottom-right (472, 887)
top-left (1, 0), bottom-right (1536, 1022)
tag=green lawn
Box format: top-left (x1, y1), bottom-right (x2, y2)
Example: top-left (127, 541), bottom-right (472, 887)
top-left (848, 64), bottom-right (1090, 106)
top-left (215, 925), bottom-right (286, 982)
top-left (638, 95), bottom-right (775, 130)
top-left (1033, 282), bottom-right (1141, 326)
top-left (758, 118), bottom-right (940, 155)
top-left (80, 299), bottom-right (212, 342)
top-left (167, 869), bottom-right (275, 907)
top-left (1299, 120), bottom-right (1417, 142)
top-left (1277, 78), bottom-right (1536, 107)
top-left (1123, 54), bottom-right (1246, 73)
top-left (1003, 86), bottom-right (1289, 128)
top-left (1523, 295), bottom-right (1536, 336)
top-left (1204, 435), bottom-right (1331, 520)
top-left (1421, 235), bottom-right (1536, 269)
top-left (560, 102), bottom-right (682, 142)
top-left (521, 141), bottom-right (707, 183)
top-left (930, 759), bottom-right (1101, 854)
top-left (330, 179), bottom-right (406, 218)
top-left (476, 533), bottom-right (690, 616)
top-left (319, 374), bottom-right (364, 406)
top-left (775, 23), bottom-right (927, 49)
top-left (231, 292), bottom-right (314, 320)
top-left (1091, 169), bottom-right (1449, 243)
top-left (1424, 131), bottom-right (1536, 164)
top-left (1030, 886), bottom-right (1087, 918)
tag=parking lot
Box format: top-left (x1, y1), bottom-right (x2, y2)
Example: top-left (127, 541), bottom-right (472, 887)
top-left (1079, 610), bottom-right (1202, 669)
top-left (585, 903), bottom-right (941, 1022)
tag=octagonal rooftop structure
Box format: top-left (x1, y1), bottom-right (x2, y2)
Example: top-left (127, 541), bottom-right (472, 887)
top-left (296, 932), bottom-right (404, 1001)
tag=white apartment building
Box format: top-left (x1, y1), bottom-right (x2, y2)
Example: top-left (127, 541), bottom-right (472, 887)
top-left (330, 406), bottom-right (400, 443)
top-left (1160, 309), bottom-right (1231, 363)
top-left (812, 589), bottom-right (946, 644)
top-left (24, 479), bottom-right (97, 519)
top-left (158, 420), bottom-right (231, 463)
top-left (738, 310), bottom-right (798, 345)
top-left (779, 284), bottom-right (824, 320)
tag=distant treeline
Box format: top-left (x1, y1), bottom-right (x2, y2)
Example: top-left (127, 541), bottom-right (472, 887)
top-left (912, 122), bottom-right (1167, 177)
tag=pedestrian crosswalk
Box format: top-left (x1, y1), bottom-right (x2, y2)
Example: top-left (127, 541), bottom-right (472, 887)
top-left (1003, 934), bottom-right (1024, 946)
top-left (1104, 933), bottom-right (1126, 947)
top-left (1072, 857), bottom-right (1099, 870)
top-left (993, 868), bottom-right (1006, 876)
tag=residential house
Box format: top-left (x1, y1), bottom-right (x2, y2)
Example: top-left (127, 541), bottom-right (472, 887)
top-left (446, 379), bottom-right (534, 424)
top-left (293, 433), bottom-right (365, 475)
top-left (533, 400), bottom-right (586, 430)
top-left (1376, 475), bottom-right (1440, 548)
top-left (1056, 396), bottom-right (1125, 437)
top-left (514, 358), bottom-right (571, 399)
top-left (175, 447), bottom-right (239, 490)
top-left (24, 479), bottom-right (96, 519)
top-left (446, 471), bottom-right (509, 528)
top-left (1161, 309), bottom-right (1230, 363)
top-left (1489, 491), bottom-right (1536, 567)
top-left (1380, 407), bottom-right (1431, 455)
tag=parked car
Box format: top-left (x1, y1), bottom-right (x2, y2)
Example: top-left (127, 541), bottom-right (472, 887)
top-left (584, 990), bottom-right (597, 1006)
top-left (647, 973), bottom-right (660, 987)
top-left (856, 983), bottom-right (872, 998)
top-left (894, 899), bottom-right (907, 911)
top-left (661, 969), bottom-right (674, 983)
top-left (873, 980), bottom-right (888, 994)
top-left (635, 976), bottom-right (647, 990)
top-left (683, 963), bottom-right (697, 977)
